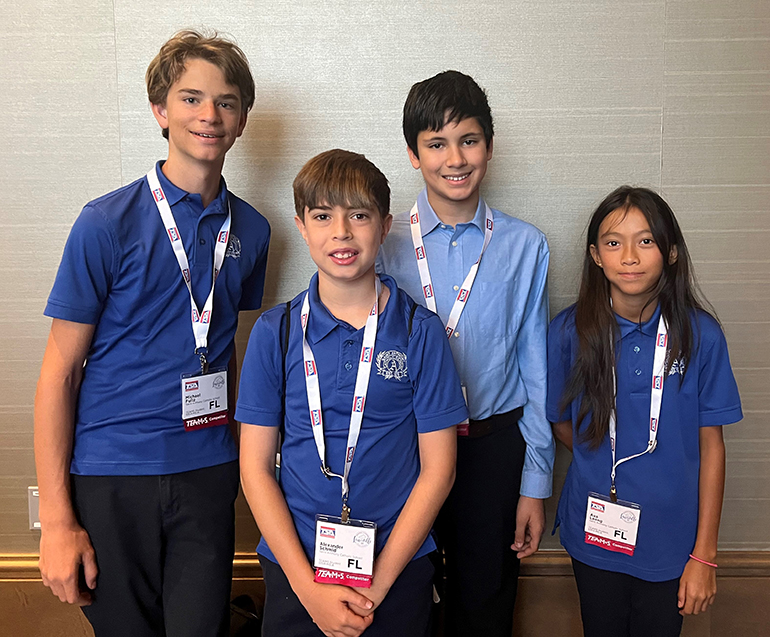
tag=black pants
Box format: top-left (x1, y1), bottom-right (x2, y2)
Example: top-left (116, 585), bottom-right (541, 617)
top-left (71, 460), bottom-right (240, 637)
top-left (434, 412), bottom-right (527, 637)
top-left (260, 554), bottom-right (435, 637)
top-left (571, 558), bottom-right (684, 637)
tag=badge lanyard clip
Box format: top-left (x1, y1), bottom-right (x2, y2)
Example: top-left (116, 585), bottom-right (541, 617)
top-left (409, 201), bottom-right (493, 339)
top-left (147, 167), bottom-right (231, 371)
top-left (301, 277), bottom-right (381, 521)
top-left (608, 314), bottom-right (667, 501)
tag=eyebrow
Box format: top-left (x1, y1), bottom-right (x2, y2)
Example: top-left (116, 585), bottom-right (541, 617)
top-left (177, 88), bottom-right (240, 102)
top-left (421, 132), bottom-right (482, 143)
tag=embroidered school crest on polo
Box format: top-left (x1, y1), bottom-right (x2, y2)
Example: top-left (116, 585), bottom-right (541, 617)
top-left (376, 350), bottom-right (408, 381)
top-left (226, 234), bottom-right (241, 259)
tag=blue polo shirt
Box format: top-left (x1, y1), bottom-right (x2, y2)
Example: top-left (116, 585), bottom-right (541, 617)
top-left (236, 274), bottom-right (467, 564)
top-left (547, 305), bottom-right (742, 581)
top-left (45, 161), bottom-right (270, 476)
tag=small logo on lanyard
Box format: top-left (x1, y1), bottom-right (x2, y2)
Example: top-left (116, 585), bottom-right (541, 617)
top-left (346, 446), bottom-right (355, 462)
top-left (218, 230), bottom-right (229, 244)
top-left (457, 288), bottom-right (469, 303)
top-left (650, 417), bottom-right (658, 432)
top-left (486, 218), bottom-right (494, 231)
top-left (445, 325), bottom-right (454, 338)
top-left (415, 245), bottom-right (426, 260)
top-left (653, 375), bottom-right (663, 390)
top-left (192, 308), bottom-right (200, 322)
top-left (311, 409), bottom-right (322, 426)
top-left (353, 396), bottom-right (365, 413)
top-left (657, 333), bottom-right (668, 348)
top-left (410, 212), bottom-right (419, 225)
top-left (423, 284), bottom-right (434, 299)
top-left (200, 310), bottom-right (211, 324)
top-left (182, 268), bottom-right (190, 283)
top-left (361, 347), bottom-right (373, 363)
top-left (152, 188), bottom-right (165, 202)
top-left (305, 360), bottom-right (317, 376)
top-left (168, 227), bottom-right (180, 242)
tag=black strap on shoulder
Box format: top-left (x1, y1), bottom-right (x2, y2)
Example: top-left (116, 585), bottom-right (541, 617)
top-left (279, 301), bottom-right (291, 450)
top-left (407, 300), bottom-right (418, 337)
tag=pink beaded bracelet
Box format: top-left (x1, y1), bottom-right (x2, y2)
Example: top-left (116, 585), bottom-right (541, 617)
top-left (689, 554), bottom-right (718, 568)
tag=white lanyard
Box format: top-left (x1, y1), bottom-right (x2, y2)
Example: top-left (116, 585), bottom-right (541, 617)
top-left (301, 276), bottom-right (381, 521)
top-left (409, 201), bottom-right (493, 338)
top-left (608, 314), bottom-right (668, 501)
top-left (147, 168), bottom-right (231, 371)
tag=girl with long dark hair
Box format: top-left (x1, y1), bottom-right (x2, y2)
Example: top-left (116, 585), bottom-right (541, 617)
top-left (547, 186), bottom-right (742, 636)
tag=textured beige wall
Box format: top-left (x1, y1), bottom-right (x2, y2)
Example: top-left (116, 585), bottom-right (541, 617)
top-left (1, 0), bottom-right (767, 554)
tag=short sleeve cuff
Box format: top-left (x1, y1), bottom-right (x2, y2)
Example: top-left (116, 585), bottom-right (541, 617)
top-left (546, 405), bottom-right (570, 423)
top-left (416, 403), bottom-right (468, 434)
top-left (520, 469), bottom-right (553, 499)
top-left (700, 405), bottom-right (743, 428)
top-left (234, 404), bottom-right (283, 427)
top-left (44, 299), bottom-right (100, 325)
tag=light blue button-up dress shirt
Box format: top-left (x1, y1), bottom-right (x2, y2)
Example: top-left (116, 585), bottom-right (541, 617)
top-left (377, 189), bottom-right (555, 498)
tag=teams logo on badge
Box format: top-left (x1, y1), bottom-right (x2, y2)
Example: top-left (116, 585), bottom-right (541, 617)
top-left (152, 188), bottom-right (164, 202)
top-left (311, 409), bottom-right (322, 426)
top-left (185, 380), bottom-right (199, 391)
top-left (320, 526), bottom-right (335, 538)
top-left (620, 511), bottom-right (637, 523)
top-left (346, 447), bottom-right (355, 462)
top-left (653, 375), bottom-right (663, 390)
top-left (353, 396), bottom-right (365, 413)
top-left (376, 350), bottom-right (408, 381)
top-left (657, 333), bottom-right (668, 348)
top-left (410, 212), bottom-right (419, 225)
top-left (218, 230), bottom-right (229, 244)
top-left (591, 501), bottom-right (605, 513)
top-left (305, 361), bottom-right (317, 376)
top-left (415, 246), bottom-right (426, 260)
top-left (423, 284), bottom-right (433, 299)
top-left (361, 347), bottom-right (372, 363)
top-left (200, 310), bottom-right (211, 324)
top-left (168, 227), bottom-right (180, 242)
top-left (650, 417), bottom-right (658, 432)
top-left (457, 288), bottom-right (469, 302)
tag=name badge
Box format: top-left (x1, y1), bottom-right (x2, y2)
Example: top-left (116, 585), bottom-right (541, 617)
top-left (457, 385), bottom-right (471, 436)
top-left (313, 515), bottom-right (376, 588)
top-left (181, 368), bottom-right (228, 431)
top-left (584, 492), bottom-right (641, 556)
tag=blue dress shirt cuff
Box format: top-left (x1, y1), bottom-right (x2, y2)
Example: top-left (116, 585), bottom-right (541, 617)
top-left (520, 468), bottom-right (553, 499)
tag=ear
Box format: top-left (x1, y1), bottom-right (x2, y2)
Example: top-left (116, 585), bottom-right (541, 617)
top-left (486, 137), bottom-right (494, 161)
top-left (380, 214), bottom-right (393, 244)
top-left (589, 244), bottom-right (602, 268)
top-left (236, 111), bottom-right (248, 138)
top-left (151, 102), bottom-right (169, 131)
top-left (669, 244), bottom-right (678, 265)
top-left (407, 146), bottom-right (421, 170)
top-left (294, 214), bottom-right (309, 245)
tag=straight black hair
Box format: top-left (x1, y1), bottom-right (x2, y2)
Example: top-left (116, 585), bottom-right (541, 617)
top-left (403, 70), bottom-right (494, 158)
top-left (561, 186), bottom-right (712, 449)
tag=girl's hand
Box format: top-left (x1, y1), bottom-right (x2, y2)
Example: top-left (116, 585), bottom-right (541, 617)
top-left (297, 581), bottom-right (374, 637)
top-left (677, 558), bottom-right (717, 615)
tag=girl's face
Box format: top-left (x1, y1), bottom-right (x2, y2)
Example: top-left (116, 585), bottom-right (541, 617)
top-left (590, 206), bottom-right (665, 309)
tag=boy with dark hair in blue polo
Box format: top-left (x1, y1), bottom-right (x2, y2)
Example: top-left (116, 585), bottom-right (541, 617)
top-left (377, 70), bottom-right (554, 636)
top-left (34, 30), bottom-right (270, 636)
top-left (237, 149), bottom-right (466, 637)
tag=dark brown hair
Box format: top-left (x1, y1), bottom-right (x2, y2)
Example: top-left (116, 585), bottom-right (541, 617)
top-left (293, 149), bottom-right (390, 220)
top-left (561, 186), bottom-right (711, 449)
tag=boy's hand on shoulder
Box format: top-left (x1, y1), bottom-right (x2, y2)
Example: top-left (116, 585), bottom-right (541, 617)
top-left (298, 581), bottom-right (374, 637)
top-left (39, 522), bottom-right (98, 606)
top-left (678, 559), bottom-right (717, 615)
top-left (512, 496), bottom-right (545, 559)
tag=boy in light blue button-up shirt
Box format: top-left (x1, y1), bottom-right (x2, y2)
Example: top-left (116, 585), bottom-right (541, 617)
top-left (377, 71), bottom-right (555, 637)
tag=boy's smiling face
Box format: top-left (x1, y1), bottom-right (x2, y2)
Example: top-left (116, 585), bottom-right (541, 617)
top-left (151, 57), bottom-right (247, 170)
top-left (407, 116), bottom-right (493, 219)
top-left (295, 203), bottom-right (392, 288)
